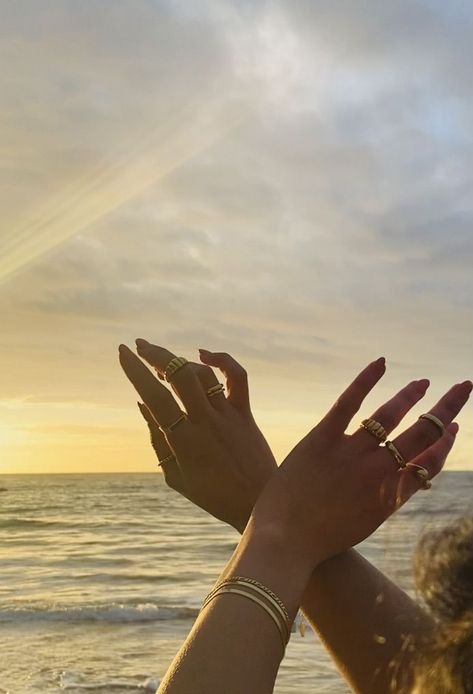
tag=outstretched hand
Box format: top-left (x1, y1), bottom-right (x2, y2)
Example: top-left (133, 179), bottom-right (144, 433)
top-left (119, 340), bottom-right (277, 532)
top-left (249, 359), bottom-right (471, 570)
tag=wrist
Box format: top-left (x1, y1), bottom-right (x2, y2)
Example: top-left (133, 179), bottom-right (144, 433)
top-left (222, 520), bottom-right (315, 621)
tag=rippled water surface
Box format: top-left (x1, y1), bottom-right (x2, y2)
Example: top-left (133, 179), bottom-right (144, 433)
top-left (1, 472), bottom-right (472, 693)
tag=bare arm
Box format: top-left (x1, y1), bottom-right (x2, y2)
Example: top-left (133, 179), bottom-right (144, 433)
top-left (158, 529), bottom-right (310, 694)
top-left (120, 342), bottom-right (470, 693)
top-left (303, 549), bottom-right (432, 694)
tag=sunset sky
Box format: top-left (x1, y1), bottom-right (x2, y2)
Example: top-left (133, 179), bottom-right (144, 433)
top-left (1, 0), bottom-right (472, 474)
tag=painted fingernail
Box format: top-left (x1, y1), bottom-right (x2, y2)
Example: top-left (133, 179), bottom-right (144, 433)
top-left (372, 357), bottom-right (386, 366)
top-left (416, 379), bottom-right (430, 393)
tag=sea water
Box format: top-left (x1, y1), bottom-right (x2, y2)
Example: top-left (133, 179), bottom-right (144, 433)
top-left (0, 472), bottom-right (472, 693)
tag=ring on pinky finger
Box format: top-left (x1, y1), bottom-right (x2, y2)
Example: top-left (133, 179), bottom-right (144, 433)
top-left (405, 462), bottom-right (432, 490)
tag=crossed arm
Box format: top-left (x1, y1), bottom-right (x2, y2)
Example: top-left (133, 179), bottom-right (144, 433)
top-left (119, 341), bottom-right (471, 693)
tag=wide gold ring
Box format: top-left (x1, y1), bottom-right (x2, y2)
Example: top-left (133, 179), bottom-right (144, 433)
top-left (405, 462), bottom-right (432, 490)
top-left (418, 413), bottom-right (445, 436)
top-left (160, 413), bottom-right (187, 435)
top-left (360, 418), bottom-right (388, 443)
top-left (164, 357), bottom-right (189, 382)
top-left (207, 383), bottom-right (225, 398)
top-left (384, 440), bottom-right (407, 469)
top-left (157, 454), bottom-right (176, 467)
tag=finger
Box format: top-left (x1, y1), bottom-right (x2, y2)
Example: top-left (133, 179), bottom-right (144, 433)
top-left (119, 344), bottom-right (187, 433)
top-left (137, 402), bottom-right (184, 491)
top-left (392, 381), bottom-right (472, 461)
top-left (320, 357), bottom-right (386, 435)
top-left (198, 348), bottom-right (250, 413)
top-left (396, 422), bottom-right (459, 504)
top-left (351, 379), bottom-right (430, 448)
top-left (135, 339), bottom-right (213, 420)
top-left (191, 361), bottom-right (228, 412)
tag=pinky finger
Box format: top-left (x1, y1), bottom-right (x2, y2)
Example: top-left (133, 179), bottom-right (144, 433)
top-left (137, 402), bottom-right (185, 492)
top-left (398, 422), bottom-right (459, 503)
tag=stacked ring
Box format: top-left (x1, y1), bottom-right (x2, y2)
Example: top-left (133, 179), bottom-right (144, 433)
top-left (207, 383), bottom-right (225, 398)
top-left (160, 413), bottom-right (187, 435)
top-left (360, 418), bottom-right (388, 442)
top-left (164, 357), bottom-right (189, 382)
top-left (405, 462), bottom-right (432, 490)
top-left (384, 440), bottom-right (407, 469)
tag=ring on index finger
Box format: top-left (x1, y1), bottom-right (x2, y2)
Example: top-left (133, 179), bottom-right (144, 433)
top-left (207, 383), bottom-right (225, 399)
top-left (360, 418), bottom-right (388, 443)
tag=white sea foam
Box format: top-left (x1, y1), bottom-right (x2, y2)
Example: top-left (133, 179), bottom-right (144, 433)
top-left (0, 602), bottom-right (199, 624)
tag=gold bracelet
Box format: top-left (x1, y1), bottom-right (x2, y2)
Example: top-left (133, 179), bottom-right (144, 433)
top-left (201, 576), bottom-right (292, 646)
top-left (201, 585), bottom-right (287, 651)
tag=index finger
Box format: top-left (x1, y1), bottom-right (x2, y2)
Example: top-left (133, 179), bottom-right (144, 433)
top-left (119, 344), bottom-right (186, 431)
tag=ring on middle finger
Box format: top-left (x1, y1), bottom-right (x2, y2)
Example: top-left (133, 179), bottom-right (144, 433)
top-left (360, 418), bottom-right (388, 443)
top-left (384, 440), bottom-right (407, 469)
top-left (418, 413), bottom-right (445, 436)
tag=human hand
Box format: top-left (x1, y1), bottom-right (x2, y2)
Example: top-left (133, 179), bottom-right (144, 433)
top-left (248, 358), bottom-right (472, 572)
top-left (119, 340), bottom-right (277, 532)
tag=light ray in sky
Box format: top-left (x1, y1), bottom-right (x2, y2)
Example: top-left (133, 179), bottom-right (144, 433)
top-left (0, 99), bottom-right (250, 286)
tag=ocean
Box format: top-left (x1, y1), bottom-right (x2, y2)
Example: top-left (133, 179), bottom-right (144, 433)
top-left (1, 471), bottom-right (472, 693)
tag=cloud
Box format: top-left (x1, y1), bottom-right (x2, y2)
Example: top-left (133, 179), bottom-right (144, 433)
top-left (1, 0), bottom-right (472, 469)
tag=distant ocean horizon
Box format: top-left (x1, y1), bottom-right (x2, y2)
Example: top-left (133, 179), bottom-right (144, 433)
top-left (1, 471), bottom-right (472, 693)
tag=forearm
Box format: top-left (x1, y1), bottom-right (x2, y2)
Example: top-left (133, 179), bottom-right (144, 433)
top-left (302, 548), bottom-right (433, 694)
top-left (158, 526), bottom-right (312, 694)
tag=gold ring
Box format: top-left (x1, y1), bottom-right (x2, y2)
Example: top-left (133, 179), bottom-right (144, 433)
top-left (207, 383), bottom-right (225, 398)
top-left (405, 462), bottom-right (432, 490)
top-left (419, 413), bottom-right (445, 436)
top-left (160, 413), bottom-right (187, 435)
top-left (360, 418), bottom-right (388, 442)
top-left (164, 357), bottom-right (189, 382)
top-left (384, 440), bottom-right (407, 469)
top-left (157, 454), bottom-right (176, 467)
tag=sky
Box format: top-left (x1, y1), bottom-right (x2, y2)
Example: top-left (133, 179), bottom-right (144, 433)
top-left (0, 0), bottom-right (472, 474)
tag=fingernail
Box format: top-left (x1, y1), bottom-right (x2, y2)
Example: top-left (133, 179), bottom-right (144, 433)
top-left (373, 357), bottom-right (385, 366)
top-left (118, 344), bottom-right (127, 354)
top-left (199, 348), bottom-right (211, 354)
top-left (416, 379), bottom-right (430, 393)
top-left (461, 380), bottom-right (473, 391)
top-left (449, 422), bottom-right (460, 435)
top-left (136, 338), bottom-right (150, 348)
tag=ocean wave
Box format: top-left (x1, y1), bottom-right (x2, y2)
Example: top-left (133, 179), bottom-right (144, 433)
top-left (0, 518), bottom-right (70, 529)
top-left (0, 602), bottom-right (199, 624)
top-left (59, 671), bottom-right (160, 692)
